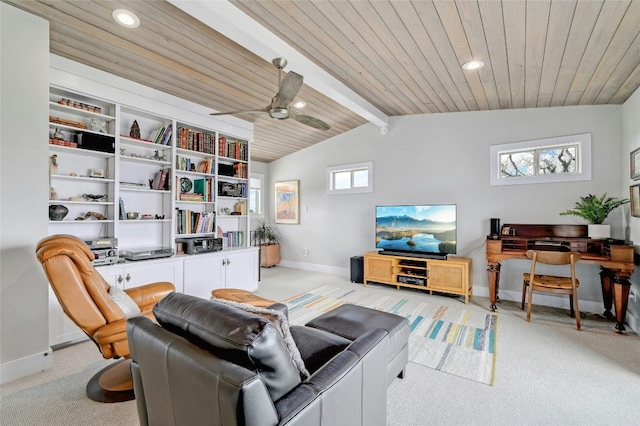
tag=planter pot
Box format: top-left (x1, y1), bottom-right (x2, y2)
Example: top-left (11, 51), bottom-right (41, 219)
top-left (588, 224), bottom-right (610, 239)
top-left (260, 243), bottom-right (281, 267)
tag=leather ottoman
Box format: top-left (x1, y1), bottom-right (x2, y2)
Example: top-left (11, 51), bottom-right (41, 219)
top-left (305, 304), bottom-right (410, 385)
top-left (210, 288), bottom-right (275, 307)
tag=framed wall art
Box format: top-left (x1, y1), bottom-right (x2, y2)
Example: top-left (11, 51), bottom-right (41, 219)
top-left (275, 180), bottom-right (299, 224)
top-left (631, 148), bottom-right (640, 180)
top-left (631, 184), bottom-right (640, 217)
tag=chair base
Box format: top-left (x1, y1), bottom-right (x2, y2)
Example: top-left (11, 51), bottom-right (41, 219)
top-left (86, 359), bottom-right (135, 403)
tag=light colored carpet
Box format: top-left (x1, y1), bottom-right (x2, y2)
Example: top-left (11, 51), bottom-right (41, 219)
top-left (283, 285), bottom-right (497, 385)
top-left (2, 266), bottom-right (639, 425)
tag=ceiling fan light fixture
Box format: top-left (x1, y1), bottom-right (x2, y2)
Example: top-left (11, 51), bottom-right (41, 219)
top-left (462, 60), bottom-right (484, 70)
top-left (293, 101), bottom-right (307, 109)
top-left (112, 9), bottom-right (140, 28)
top-left (270, 108), bottom-right (289, 119)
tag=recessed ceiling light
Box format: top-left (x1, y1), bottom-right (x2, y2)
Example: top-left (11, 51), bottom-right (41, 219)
top-left (293, 101), bottom-right (307, 109)
top-left (112, 9), bottom-right (140, 28)
top-left (462, 60), bottom-right (484, 70)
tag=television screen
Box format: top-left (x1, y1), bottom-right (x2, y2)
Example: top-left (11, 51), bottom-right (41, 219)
top-left (375, 204), bottom-right (457, 256)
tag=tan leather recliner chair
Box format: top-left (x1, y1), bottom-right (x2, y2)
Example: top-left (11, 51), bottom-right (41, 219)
top-left (36, 234), bottom-right (175, 403)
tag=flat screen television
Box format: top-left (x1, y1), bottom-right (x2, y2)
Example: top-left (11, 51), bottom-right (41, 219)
top-left (375, 204), bottom-right (457, 258)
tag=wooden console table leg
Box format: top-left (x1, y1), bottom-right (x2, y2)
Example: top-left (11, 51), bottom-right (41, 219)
top-left (599, 268), bottom-right (615, 320)
top-left (487, 262), bottom-right (501, 312)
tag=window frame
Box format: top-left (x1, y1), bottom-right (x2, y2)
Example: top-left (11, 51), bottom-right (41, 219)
top-left (326, 161), bottom-right (373, 195)
top-left (249, 172), bottom-right (264, 218)
top-left (490, 133), bottom-right (591, 186)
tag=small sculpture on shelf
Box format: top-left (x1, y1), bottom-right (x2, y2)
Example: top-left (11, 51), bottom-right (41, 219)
top-left (130, 120), bottom-right (141, 139)
top-left (49, 154), bottom-right (59, 175)
top-left (75, 211), bottom-right (107, 221)
top-left (153, 150), bottom-right (166, 161)
top-left (82, 193), bottom-right (108, 202)
top-left (53, 127), bottom-right (65, 140)
top-left (89, 118), bottom-right (107, 133)
top-left (49, 205), bottom-right (68, 221)
top-left (50, 187), bottom-right (58, 200)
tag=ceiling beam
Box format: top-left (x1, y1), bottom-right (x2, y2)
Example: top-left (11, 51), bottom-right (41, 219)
top-left (168, 0), bottom-right (390, 129)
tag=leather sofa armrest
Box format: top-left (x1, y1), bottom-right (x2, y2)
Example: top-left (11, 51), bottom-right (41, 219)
top-left (275, 328), bottom-right (388, 425)
top-left (266, 302), bottom-right (289, 319)
top-left (125, 282), bottom-right (175, 312)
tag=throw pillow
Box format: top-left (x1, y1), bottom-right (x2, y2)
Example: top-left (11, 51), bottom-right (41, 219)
top-left (109, 286), bottom-right (141, 317)
top-left (211, 297), bottom-right (310, 379)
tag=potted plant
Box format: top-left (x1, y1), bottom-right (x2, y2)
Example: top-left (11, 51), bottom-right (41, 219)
top-left (560, 193), bottom-right (629, 238)
top-left (254, 220), bottom-right (281, 267)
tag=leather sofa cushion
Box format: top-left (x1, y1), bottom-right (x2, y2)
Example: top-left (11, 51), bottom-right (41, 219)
top-left (289, 325), bottom-right (351, 374)
top-left (153, 292), bottom-right (302, 401)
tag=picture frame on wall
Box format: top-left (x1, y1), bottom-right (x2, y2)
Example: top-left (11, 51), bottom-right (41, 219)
top-left (631, 184), bottom-right (640, 217)
top-left (630, 148), bottom-right (640, 180)
top-left (275, 180), bottom-right (299, 224)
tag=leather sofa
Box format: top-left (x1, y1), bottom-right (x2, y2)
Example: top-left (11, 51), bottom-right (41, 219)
top-left (126, 292), bottom-right (408, 425)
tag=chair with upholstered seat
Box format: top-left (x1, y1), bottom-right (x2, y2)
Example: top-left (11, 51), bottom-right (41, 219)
top-left (522, 249), bottom-right (581, 330)
top-left (36, 234), bottom-right (175, 402)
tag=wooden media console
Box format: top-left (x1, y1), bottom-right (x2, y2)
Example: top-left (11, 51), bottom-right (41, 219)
top-left (363, 251), bottom-right (472, 303)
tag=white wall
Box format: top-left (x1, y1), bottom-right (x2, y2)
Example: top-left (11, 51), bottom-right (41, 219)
top-left (622, 86), bottom-right (640, 333)
top-left (1, 3), bottom-right (52, 383)
top-left (268, 104), bottom-right (626, 309)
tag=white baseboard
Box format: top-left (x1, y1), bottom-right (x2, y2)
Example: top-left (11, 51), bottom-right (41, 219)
top-left (279, 260), bottom-right (350, 277)
top-left (0, 347), bottom-right (53, 385)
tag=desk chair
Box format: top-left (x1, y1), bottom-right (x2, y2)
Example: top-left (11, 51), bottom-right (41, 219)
top-left (522, 250), bottom-right (581, 330)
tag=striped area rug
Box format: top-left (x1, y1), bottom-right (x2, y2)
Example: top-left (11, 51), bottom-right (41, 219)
top-left (283, 285), bottom-right (498, 385)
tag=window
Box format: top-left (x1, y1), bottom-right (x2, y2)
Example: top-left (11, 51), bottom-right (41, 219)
top-left (326, 161), bottom-right (373, 194)
top-left (490, 134), bottom-right (591, 186)
top-left (249, 173), bottom-right (263, 216)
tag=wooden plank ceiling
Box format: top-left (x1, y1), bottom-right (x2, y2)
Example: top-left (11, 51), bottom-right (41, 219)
top-left (6, 0), bottom-right (640, 163)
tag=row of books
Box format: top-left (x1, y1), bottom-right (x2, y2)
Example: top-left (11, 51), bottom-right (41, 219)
top-left (175, 209), bottom-right (215, 235)
top-left (218, 136), bottom-right (248, 161)
top-left (233, 162), bottom-right (248, 179)
top-left (176, 156), bottom-right (214, 174)
top-left (223, 231), bottom-right (245, 248)
top-left (177, 126), bottom-right (215, 154)
top-left (151, 124), bottom-right (173, 145)
top-left (151, 168), bottom-right (170, 190)
top-left (194, 178), bottom-right (214, 202)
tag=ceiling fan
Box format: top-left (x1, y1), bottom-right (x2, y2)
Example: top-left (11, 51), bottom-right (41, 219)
top-left (210, 58), bottom-right (331, 131)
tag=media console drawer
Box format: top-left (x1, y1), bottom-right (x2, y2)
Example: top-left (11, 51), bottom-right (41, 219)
top-left (363, 251), bottom-right (472, 303)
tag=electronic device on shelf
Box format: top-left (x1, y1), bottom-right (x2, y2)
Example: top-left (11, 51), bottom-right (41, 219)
top-left (121, 247), bottom-right (174, 261)
top-left (397, 275), bottom-right (426, 286)
top-left (375, 204), bottom-right (457, 258)
top-left (84, 237), bottom-right (118, 266)
top-left (175, 236), bottom-right (222, 254)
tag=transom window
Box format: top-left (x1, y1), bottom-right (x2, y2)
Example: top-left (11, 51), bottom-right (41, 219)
top-left (326, 161), bottom-right (373, 194)
top-left (490, 134), bottom-right (591, 186)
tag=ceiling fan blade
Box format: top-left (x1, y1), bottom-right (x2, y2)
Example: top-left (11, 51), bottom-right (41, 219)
top-left (210, 106), bottom-right (269, 116)
top-left (272, 71), bottom-right (304, 109)
top-left (290, 109), bottom-right (331, 131)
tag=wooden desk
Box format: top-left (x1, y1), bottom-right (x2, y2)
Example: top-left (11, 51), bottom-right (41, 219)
top-left (486, 224), bottom-right (634, 333)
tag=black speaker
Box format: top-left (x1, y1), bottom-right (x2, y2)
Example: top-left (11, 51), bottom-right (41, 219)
top-left (490, 218), bottom-right (501, 236)
top-left (350, 256), bottom-right (364, 283)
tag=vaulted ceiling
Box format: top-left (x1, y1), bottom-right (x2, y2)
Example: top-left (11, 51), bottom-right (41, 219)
top-left (6, 0), bottom-right (640, 162)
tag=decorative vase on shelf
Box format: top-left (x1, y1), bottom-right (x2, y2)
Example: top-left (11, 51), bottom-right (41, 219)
top-left (49, 204), bottom-right (69, 221)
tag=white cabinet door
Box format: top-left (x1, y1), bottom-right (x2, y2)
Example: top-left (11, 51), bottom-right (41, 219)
top-left (97, 259), bottom-right (183, 291)
top-left (122, 259), bottom-right (182, 291)
top-left (183, 254), bottom-right (223, 299)
top-left (223, 250), bottom-right (258, 292)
